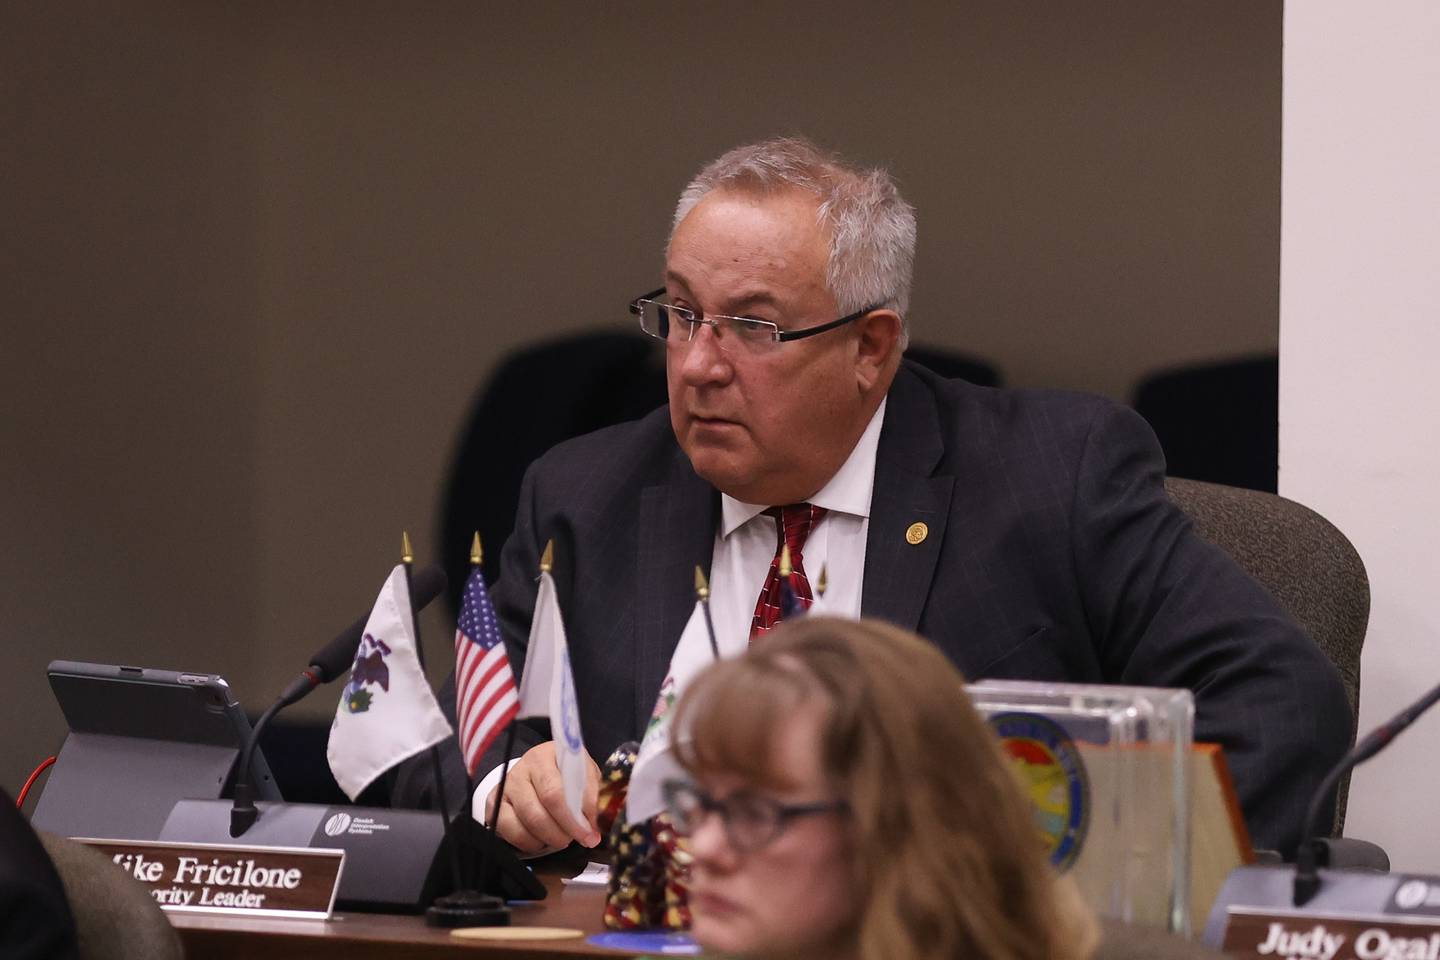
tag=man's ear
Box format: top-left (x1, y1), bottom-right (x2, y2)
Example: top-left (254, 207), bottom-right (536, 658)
top-left (854, 309), bottom-right (903, 391)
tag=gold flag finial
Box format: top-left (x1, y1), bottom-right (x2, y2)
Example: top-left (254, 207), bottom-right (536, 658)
top-left (470, 532), bottom-right (483, 566)
top-left (694, 565), bottom-right (710, 601)
top-left (817, 563), bottom-right (829, 598)
top-left (401, 530), bottom-right (415, 564)
top-left (778, 543), bottom-right (793, 577)
top-left (540, 539), bottom-right (555, 574)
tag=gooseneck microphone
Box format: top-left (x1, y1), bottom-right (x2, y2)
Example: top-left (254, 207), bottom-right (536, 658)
top-left (230, 565), bottom-right (449, 837)
top-left (1293, 677), bottom-right (1440, 905)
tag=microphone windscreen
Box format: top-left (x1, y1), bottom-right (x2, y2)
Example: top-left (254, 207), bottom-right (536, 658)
top-left (309, 564), bottom-right (449, 681)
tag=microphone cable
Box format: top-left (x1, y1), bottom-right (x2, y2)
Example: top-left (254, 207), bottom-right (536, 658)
top-left (16, 755), bottom-right (57, 810)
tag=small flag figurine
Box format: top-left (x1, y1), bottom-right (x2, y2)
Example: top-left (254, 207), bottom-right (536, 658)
top-left (778, 543), bottom-right (807, 620)
top-left (514, 540), bottom-right (589, 834)
top-left (627, 567), bottom-right (727, 823)
top-left (327, 564), bottom-right (454, 800)
top-left (454, 533), bottom-right (519, 777)
top-left (809, 562), bottom-right (831, 615)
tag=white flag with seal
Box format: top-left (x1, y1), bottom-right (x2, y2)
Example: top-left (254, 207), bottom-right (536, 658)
top-left (627, 599), bottom-right (722, 822)
top-left (327, 565), bottom-right (453, 801)
top-left (516, 568), bottom-right (589, 833)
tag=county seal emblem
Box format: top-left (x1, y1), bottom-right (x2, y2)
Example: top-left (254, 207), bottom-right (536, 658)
top-left (988, 712), bottom-right (1090, 870)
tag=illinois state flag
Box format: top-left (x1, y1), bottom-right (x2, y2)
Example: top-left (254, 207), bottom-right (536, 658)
top-left (627, 599), bottom-right (718, 822)
top-left (327, 565), bottom-right (453, 800)
top-left (515, 567), bottom-right (588, 833)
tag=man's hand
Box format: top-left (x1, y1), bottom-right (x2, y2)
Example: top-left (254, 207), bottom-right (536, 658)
top-left (487, 741), bottom-right (602, 856)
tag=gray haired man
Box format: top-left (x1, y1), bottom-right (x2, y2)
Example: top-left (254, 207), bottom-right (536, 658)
top-left (416, 137), bottom-right (1350, 861)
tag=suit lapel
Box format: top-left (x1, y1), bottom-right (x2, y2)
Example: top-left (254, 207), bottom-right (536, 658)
top-left (635, 452), bottom-right (717, 735)
top-left (862, 365), bottom-right (955, 631)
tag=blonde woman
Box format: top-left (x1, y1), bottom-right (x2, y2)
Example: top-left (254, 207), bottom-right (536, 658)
top-left (665, 617), bottom-right (1218, 960)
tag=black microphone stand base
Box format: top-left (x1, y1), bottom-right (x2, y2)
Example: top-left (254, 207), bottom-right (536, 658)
top-left (425, 889), bottom-right (511, 928)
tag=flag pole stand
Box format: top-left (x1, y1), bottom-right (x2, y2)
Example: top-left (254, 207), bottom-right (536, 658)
top-left (425, 803), bottom-right (512, 927)
top-left (399, 532), bottom-right (514, 928)
top-left (425, 770), bottom-right (512, 927)
top-left (425, 791), bottom-right (511, 926)
top-left (426, 888), bottom-right (511, 927)
top-left (420, 782), bottom-right (512, 927)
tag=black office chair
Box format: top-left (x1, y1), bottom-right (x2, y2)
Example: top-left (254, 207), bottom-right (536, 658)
top-left (1135, 356), bottom-right (1278, 493)
top-left (438, 331), bottom-right (669, 612)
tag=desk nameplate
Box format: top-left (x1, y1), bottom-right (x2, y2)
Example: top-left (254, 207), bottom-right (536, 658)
top-left (1222, 907), bottom-right (1440, 959)
top-left (77, 836), bottom-right (344, 920)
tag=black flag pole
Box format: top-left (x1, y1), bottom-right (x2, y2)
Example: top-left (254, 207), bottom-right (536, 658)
top-left (458, 532), bottom-right (483, 891)
top-left (695, 565), bottom-right (721, 661)
top-left (481, 694), bottom-right (523, 895)
top-left (479, 538), bottom-right (552, 898)
top-left (403, 532), bottom-right (509, 928)
top-left (400, 533), bottom-right (463, 889)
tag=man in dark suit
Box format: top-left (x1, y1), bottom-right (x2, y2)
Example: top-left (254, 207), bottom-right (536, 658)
top-left (413, 137), bottom-right (1350, 860)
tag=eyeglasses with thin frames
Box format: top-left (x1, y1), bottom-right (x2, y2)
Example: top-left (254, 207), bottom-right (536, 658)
top-left (629, 288), bottom-right (882, 353)
top-left (661, 778), bottom-right (848, 853)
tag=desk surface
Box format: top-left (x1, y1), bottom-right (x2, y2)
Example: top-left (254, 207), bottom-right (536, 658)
top-left (170, 876), bottom-right (634, 960)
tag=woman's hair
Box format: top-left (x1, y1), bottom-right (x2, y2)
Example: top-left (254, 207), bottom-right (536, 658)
top-left (673, 616), bottom-right (1098, 960)
top-left (671, 136), bottom-right (916, 348)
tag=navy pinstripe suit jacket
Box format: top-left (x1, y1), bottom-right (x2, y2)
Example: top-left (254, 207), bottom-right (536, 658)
top-left (412, 361), bottom-right (1352, 858)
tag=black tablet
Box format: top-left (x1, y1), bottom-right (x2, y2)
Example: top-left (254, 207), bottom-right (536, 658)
top-left (31, 660), bottom-right (280, 840)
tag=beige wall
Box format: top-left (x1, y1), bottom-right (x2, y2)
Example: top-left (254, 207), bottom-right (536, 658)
top-left (1, 1), bottom-right (1280, 795)
top-left (1280, 0), bottom-right (1440, 869)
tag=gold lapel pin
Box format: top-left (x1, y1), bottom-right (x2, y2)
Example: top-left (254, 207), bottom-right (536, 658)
top-left (905, 521), bottom-right (929, 545)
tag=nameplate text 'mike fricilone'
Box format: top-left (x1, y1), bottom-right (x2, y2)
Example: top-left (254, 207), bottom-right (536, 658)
top-left (78, 837), bottom-right (344, 919)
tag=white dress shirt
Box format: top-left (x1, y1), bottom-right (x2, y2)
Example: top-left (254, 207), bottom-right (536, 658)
top-left (474, 398), bottom-right (887, 824)
top-left (707, 396), bottom-right (886, 651)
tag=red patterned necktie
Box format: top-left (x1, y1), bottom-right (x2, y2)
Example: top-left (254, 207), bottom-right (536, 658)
top-left (750, 503), bottom-right (827, 641)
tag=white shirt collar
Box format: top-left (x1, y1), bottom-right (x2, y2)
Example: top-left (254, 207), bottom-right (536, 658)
top-left (719, 397), bottom-right (888, 538)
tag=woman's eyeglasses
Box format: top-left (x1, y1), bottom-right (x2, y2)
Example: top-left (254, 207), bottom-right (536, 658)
top-left (661, 779), bottom-right (848, 853)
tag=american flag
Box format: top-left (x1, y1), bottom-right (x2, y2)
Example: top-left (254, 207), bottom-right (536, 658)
top-left (454, 566), bottom-right (518, 777)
